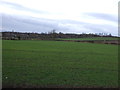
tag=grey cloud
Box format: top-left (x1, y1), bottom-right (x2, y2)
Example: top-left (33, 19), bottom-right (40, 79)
top-left (2, 14), bottom-right (118, 36)
top-left (1, 1), bottom-right (49, 14)
top-left (2, 14), bottom-right (70, 33)
top-left (59, 19), bottom-right (85, 25)
top-left (58, 19), bottom-right (118, 35)
top-left (85, 13), bottom-right (117, 22)
top-left (84, 23), bottom-right (117, 34)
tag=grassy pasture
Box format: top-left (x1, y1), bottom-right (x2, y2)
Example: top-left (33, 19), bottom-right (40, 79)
top-left (60, 37), bottom-right (118, 41)
top-left (2, 40), bottom-right (118, 88)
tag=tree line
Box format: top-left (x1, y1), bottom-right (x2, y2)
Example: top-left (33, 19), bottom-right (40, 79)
top-left (2, 30), bottom-right (113, 40)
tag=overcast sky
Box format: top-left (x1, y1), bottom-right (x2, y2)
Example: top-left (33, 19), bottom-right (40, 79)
top-left (0, 0), bottom-right (118, 36)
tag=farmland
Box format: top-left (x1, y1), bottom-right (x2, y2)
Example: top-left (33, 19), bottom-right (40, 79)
top-left (2, 40), bottom-right (118, 88)
top-left (60, 37), bottom-right (118, 41)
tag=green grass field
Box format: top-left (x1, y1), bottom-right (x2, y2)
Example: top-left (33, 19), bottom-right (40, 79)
top-left (60, 37), bottom-right (118, 41)
top-left (2, 40), bottom-right (118, 88)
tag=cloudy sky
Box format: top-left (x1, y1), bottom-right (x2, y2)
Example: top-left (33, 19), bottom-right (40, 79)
top-left (0, 0), bottom-right (118, 36)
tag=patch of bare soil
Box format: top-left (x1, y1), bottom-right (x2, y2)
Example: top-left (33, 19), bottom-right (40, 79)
top-left (56, 40), bottom-right (120, 45)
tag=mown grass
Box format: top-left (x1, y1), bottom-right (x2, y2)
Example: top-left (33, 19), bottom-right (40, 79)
top-left (2, 40), bottom-right (118, 88)
top-left (60, 37), bottom-right (118, 41)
